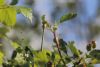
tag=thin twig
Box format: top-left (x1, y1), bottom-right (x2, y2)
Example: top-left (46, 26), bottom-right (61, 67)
top-left (41, 25), bottom-right (45, 51)
top-left (53, 32), bottom-right (66, 66)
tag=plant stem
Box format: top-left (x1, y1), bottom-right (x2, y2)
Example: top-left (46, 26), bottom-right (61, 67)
top-left (41, 25), bottom-right (45, 51)
top-left (53, 32), bottom-right (66, 66)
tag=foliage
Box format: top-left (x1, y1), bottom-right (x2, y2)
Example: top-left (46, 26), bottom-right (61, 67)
top-left (10, 0), bottom-right (18, 5)
top-left (0, 0), bottom-right (100, 67)
top-left (0, 0), bottom-right (32, 26)
top-left (0, 6), bottom-right (16, 26)
top-left (0, 51), bottom-right (4, 64)
top-left (59, 13), bottom-right (77, 23)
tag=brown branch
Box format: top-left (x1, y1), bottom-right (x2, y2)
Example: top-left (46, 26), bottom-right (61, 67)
top-left (53, 32), bottom-right (66, 66)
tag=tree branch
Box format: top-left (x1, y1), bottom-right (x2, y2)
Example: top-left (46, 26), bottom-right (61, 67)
top-left (53, 32), bottom-right (66, 66)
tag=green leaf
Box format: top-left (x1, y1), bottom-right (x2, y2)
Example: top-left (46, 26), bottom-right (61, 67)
top-left (41, 15), bottom-right (45, 22)
top-left (59, 39), bottom-right (67, 54)
top-left (90, 50), bottom-right (100, 60)
top-left (24, 46), bottom-right (33, 57)
top-left (0, 27), bottom-right (9, 38)
top-left (22, 63), bottom-right (30, 67)
top-left (60, 13), bottom-right (77, 23)
top-left (65, 56), bottom-right (71, 63)
top-left (11, 42), bottom-right (19, 49)
top-left (16, 6), bottom-right (33, 23)
top-left (16, 47), bottom-right (23, 53)
top-left (68, 41), bottom-right (80, 58)
top-left (0, 0), bottom-right (5, 5)
top-left (86, 44), bottom-right (92, 51)
top-left (11, 50), bottom-right (17, 59)
top-left (54, 53), bottom-right (60, 63)
top-left (56, 64), bottom-right (64, 67)
top-left (51, 52), bottom-right (55, 61)
top-left (10, 0), bottom-right (19, 5)
top-left (46, 52), bottom-right (51, 57)
top-left (0, 51), bottom-right (4, 64)
top-left (0, 6), bottom-right (17, 26)
top-left (34, 49), bottom-right (51, 63)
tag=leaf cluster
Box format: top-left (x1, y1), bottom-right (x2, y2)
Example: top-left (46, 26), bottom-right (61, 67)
top-left (0, 0), bottom-right (100, 67)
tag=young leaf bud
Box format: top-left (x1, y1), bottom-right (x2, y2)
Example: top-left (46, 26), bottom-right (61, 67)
top-left (52, 24), bottom-right (58, 32)
top-left (91, 41), bottom-right (96, 49)
top-left (86, 44), bottom-right (92, 51)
